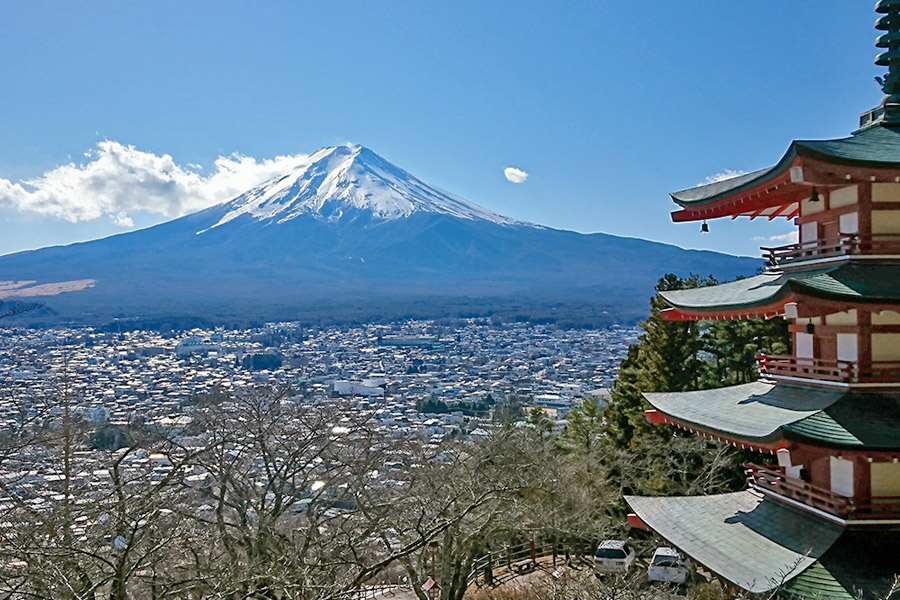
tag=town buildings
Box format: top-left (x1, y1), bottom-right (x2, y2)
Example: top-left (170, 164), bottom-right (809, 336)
top-left (626, 4), bottom-right (900, 598)
top-left (0, 319), bottom-right (635, 501)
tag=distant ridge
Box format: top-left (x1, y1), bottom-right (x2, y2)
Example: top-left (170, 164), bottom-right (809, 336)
top-left (0, 145), bottom-right (760, 328)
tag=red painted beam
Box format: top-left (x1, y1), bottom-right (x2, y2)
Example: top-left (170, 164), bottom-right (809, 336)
top-left (644, 409), bottom-right (667, 425)
top-left (627, 513), bottom-right (649, 530)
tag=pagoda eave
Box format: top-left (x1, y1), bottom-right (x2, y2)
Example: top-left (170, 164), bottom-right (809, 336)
top-left (671, 138), bottom-right (900, 223)
top-left (660, 298), bottom-right (793, 321)
top-left (659, 265), bottom-right (900, 322)
top-left (645, 383), bottom-right (900, 452)
top-left (644, 408), bottom-right (783, 453)
top-left (624, 492), bottom-right (845, 596)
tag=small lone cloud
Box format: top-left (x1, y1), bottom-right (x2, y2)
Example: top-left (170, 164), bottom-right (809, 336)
top-left (504, 167), bottom-right (528, 184)
top-left (702, 169), bottom-right (747, 185)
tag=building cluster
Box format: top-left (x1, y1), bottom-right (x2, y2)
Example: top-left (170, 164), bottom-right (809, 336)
top-left (0, 319), bottom-right (636, 441)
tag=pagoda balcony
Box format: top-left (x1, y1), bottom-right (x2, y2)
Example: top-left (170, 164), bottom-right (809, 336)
top-left (745, 464), bottom-right (900, 521)
top-left (761, 234), bottom-right (900, 270)
top-left (757, 354), bottom-right (900, 386)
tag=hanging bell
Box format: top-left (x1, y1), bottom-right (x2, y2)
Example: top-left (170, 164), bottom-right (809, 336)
top-left (809, 187), bottom-right (820, 203)
top-left (700, 220), bottom-right (709, 233)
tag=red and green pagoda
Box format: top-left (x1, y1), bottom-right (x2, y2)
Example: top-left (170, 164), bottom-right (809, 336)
top-left (626, 3), bottom-right (900, 598)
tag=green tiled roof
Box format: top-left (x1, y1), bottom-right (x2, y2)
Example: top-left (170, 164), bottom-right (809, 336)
top-left (625, 492), bottom-right (844, 594)
top-left (647, 382), bottom-right (900, 449)
top-left (786, 530), bottom-right (900, 600)
top-left (671, 167), bottom-right (775, 204)
top-left (671, 125), bottom-right (900, 207)
top-left (797, 124), bottom-right (900, 166)
top-left (782, 562), bottom-right (855, 600)
top-left (660, 264), bottom-right (900, 313)
top-left (644, 382), bottom-right (842, 442)
top-left (784, 393), bottom-right (900, 449)
top-left (661, 272), bottom-right (791, 311)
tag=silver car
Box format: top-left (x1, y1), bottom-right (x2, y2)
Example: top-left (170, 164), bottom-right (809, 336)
top-left (647, 547), bottom-right (692, 584)
top-left (593, 540), bottom-right (636, 575)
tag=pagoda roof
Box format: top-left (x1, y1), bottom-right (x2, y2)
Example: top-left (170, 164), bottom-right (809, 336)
top-left (625, 491), bottom-right (843, 595)
top-left (784, 392), bottom-right (900, 448)
top-left (659, 263), bottom-right (900, 319)
top-left (644, 382), bottom-right (900, 450)
top-left (644, 382), bottom-right (842, 445)
top-left (626, 492), bottom-right (900, 599)
top-left (782, 530), bottom-right (900, 600)
top-left (672, 125), bottom-right (900, 207)
top-left (669, 125), bottom-right (900, 222)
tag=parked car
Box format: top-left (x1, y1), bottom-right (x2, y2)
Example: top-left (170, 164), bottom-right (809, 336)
top-left (593, 540), bottom-right (636, 575)
top-left (647, 547), bottom-right (692, 584)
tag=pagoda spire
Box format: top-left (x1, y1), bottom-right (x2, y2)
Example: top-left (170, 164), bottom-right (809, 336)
top-left (876, 0), bottom-right (900, 94)
top-left (876, 0), bottom-right (900, 124)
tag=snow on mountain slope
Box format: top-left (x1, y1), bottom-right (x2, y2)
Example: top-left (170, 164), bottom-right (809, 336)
top-left (200, 144), bottom-right (521, 232)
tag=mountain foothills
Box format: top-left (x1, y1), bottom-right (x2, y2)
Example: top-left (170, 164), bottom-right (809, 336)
top-left (0, 145), bottom-right (758, 328)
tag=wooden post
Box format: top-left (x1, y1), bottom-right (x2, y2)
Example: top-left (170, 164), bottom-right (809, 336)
top-left (859, 182), bottom-right (873, 241)
top-left (859, 309), bottom-right (873, 379)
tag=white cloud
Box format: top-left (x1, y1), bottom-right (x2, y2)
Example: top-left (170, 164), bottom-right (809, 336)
top-left (112, 211), bottom-right (134, 228)
top-left (0, 141), bottom-right (311, 227)
top-left (504, 166), bottom-right (528, 184)
top-left (752, 231), bottom-right (799, 244)
top-left (702, 169), bottom-right (747, 185)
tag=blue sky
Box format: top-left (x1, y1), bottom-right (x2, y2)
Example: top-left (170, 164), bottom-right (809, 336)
top-left (0, 2), bottom-right (881, 257)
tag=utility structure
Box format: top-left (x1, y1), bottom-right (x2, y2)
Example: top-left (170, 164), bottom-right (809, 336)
top-left (626, 4), bottom-right (900, 598)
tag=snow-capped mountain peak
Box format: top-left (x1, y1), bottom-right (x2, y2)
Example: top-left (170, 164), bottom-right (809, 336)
top-left (201, 144), bottom-right (520, 231)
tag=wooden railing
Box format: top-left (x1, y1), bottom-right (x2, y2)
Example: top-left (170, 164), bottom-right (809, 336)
top-left (745, 464), bottom-right (850, 517)
top-left (745, 464), bottom-right (900, 520)
top-left (757, 354), bottom-right (900, 384)
top-left (761, 234), bottom-right (900, 269)
top-left (852, 499), bottom-right (900, 520)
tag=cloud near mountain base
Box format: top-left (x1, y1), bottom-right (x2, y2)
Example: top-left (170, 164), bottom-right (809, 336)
top-left (0, 141), bottom-right (310, 226)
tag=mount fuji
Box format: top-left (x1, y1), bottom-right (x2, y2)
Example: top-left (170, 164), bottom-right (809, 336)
top-left (0, 144), bottom-right (758, 327)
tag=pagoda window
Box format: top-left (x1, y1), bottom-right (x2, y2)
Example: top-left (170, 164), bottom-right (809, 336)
top-left (871, 209), bottom-right (900, 234)
top-left (830, 185), bottom-right (859, 208)
top-left (872, 333), bottom-right (900, 360)
top-left (839, 211), bottom-right (859, 234)
top-left (795, 331), bottom-right (814, 359)
top-left (872, 182), bottom-right (900, 202)
top-left (800, 221), bottom-right (818, 245)
top-left (777, 449), bottom-right (803, 480)
top-left (836, 333), bottom-right (858, 362)
top-left (829, 457), bottom-right (855, 498)
top-left (870, 462), bottom-right (900, 502)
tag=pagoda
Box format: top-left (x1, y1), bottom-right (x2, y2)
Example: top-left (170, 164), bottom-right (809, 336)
top-left (625, 4), bottom-right (900, 598)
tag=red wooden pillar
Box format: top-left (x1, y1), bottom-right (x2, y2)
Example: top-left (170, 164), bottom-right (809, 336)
top-left (855, 457), bottom-right (872, 503)
top-left (856, 183), bottom-right (874, 380)
top-left (858, 182), bottom-right (873, 239)
top-left (858, 309), bottom-right (873, 377)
